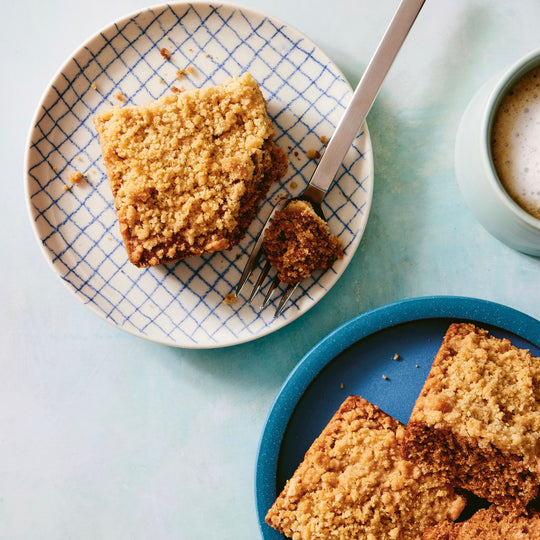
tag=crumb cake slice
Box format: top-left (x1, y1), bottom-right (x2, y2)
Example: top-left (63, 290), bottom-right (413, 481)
top-left (94, 73), bottom-right (288, 267)
top-left (262, 199), bottom-right (343, 283)
top-left (265, 395), bottom-right (465, 540)
top-left (422, 506), bottom-right (540, 539)
top-left (402, 323), bottom-right (540, 509)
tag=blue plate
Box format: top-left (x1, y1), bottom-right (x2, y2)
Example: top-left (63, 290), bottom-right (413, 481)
top-left (255, 296), bottom-right (540, 538)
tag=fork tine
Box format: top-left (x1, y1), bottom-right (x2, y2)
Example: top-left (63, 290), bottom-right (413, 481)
top-left (274, 282), bottom-right (299, 318)
top-left (235, 197), bottom-right (290, 297)
top-left (248, 260), bottom-right (272, 303)
top-left (262, 275), bottom-right (281, 308)
top-left (235, 241), bottom-right (263, 297)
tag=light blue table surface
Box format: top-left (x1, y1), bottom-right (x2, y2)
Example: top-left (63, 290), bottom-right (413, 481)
top-left (2, 0), bottom-right (540, 538)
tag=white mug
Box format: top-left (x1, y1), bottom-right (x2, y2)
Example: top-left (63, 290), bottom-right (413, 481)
top-left (455, 48), bottom-right (540, 256)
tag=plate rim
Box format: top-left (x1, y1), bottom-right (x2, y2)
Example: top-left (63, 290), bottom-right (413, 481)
top-left (254, 294), bottom-right (540, 536)
top-left (24, 0), bottom-right (374, 349)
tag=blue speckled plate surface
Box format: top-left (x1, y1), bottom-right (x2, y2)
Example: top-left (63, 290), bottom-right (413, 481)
top-left (255, 296), bottom-right (540, 538)
top-left (25, 2), bottom-right (373, 348)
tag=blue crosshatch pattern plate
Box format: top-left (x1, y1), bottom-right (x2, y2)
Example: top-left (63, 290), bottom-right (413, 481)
top-left (255, 296), bottom-right (540, 538)
top-left (25, 2), bottom-right (373, 348)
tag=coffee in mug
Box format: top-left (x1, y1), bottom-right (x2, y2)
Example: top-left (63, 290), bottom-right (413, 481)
top-left (491, 65), bottom-right (540, 220)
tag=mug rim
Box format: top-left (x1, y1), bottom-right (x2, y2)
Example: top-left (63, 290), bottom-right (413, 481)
top-left (481, 48), bottom-right (540, 231)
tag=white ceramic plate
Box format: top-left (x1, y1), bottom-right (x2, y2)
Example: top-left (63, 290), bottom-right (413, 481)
top-left (25, 2), bottom-right (374, 348)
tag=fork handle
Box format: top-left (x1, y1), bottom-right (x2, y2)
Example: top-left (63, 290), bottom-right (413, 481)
top-left (308, 0), bottom-right (427, 198)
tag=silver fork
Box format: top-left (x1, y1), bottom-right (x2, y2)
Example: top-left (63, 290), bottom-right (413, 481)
top-left (236, 0), bottom-right (427, 317)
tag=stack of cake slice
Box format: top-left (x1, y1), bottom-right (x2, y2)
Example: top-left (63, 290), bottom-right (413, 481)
top-left (265, 323), bottom-right (540, 539)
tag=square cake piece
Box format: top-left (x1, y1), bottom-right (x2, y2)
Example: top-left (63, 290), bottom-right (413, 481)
top-left (402, 323), bottom-right (540, 509)
top-left (265, 395), bottom-right (465, 540)
top-left (422, 506), bottom-right (540, 540)
top-left (263, 200), bottom-right (343, 284)
top-left (94, 73), bottom-right (287, 267)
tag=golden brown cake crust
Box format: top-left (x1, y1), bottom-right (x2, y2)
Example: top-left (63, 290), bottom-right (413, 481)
top-left (402, 323), bottom-right (540, 509)
top-left (265, 395), bottom-right (465, 540)
top-left (94, 73), bottom-right (288, 267)
top-left (262, 200), bottom-right (343, 283)
top-left (422, 506), bottom-right (540, 540)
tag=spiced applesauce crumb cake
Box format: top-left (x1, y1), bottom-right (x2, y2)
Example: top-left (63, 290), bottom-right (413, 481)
top-left (422, 506), bottom-right (540, 540)
top-left (94, 73), bottom-right (288, 267)
top-left (265, 395), bottom-right (465, 540)
top-left (402, 323), bottom-right (540, 510)
top-left (262, 200), bottom-right (343, 283)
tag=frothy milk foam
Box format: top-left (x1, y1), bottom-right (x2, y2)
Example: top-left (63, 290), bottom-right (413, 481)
top-left (491, 65), bottom-right (540, 220)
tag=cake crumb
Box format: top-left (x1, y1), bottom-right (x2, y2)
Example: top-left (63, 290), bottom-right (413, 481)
top-left (393, 353), bottom-right (401, 361)
top-left (170, 85), bottom-right (182, 94)
top-left (177, 66), bottom-right (196, 79)
top-left (306, 149), bottom-right (321, 160)
top-left (91, 81), bottom-right (98, 91)
top-left (290, 181), bottom-right (298, 190)
top-left (160, 47), bottom-right (171, 60)
top-left (382, 374), bottom-right (389, 380)
top-left (63, 185), bottom-right (71, 192)
top-left (340, 383), bottom-right (344, 389)
top-left (114, 90), bottom-right (127, 103)
top-left (320, 135), bottom-right (329, 145)
top-left (223, 293), bottom-right (237, 305)
top-left (70, 171), bottom-right (84, 185)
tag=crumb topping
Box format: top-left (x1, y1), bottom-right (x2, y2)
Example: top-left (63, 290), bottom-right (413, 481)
top-left (263, 199), bottom-right (343, 283)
